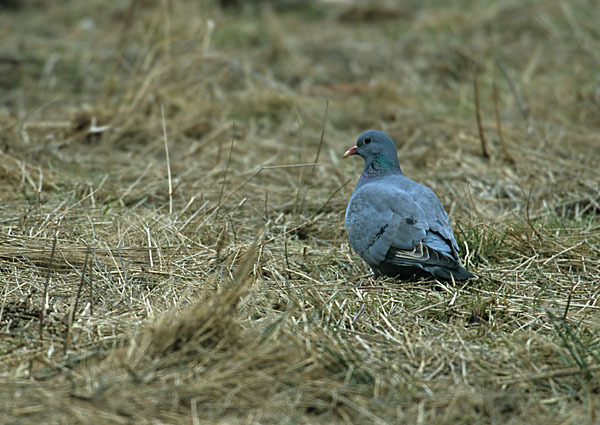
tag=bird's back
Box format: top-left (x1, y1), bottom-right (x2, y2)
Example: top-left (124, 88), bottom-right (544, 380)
top-left (368, 173), bottom-right (459, 257)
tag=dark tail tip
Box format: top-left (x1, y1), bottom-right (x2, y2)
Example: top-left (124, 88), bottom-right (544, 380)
top-left (452, 265), bottom-right (475, 280)
top-left (429, 264), bottom-right (474, 281)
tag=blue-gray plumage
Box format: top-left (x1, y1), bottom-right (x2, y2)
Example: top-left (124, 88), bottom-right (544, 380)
top-left (344, 130), bottom-right (474, 281)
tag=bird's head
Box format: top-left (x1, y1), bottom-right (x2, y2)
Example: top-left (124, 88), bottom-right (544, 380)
top-left (343, 130), bottom-right (400, 169)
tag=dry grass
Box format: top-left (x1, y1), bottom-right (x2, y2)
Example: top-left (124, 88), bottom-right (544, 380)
top-left (1, 0), bottom-right (599, 423)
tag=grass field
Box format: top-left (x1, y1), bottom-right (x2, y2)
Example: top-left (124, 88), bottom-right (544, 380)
top-left (1, 0), bottom-right (599, 423)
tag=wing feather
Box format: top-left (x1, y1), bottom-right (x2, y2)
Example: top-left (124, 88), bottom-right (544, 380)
top-left (345, 182), bottom-right (428, 266)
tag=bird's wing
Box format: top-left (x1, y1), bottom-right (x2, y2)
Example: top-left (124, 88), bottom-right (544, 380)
top-left (345, 182), bottom-right (429, 266)
top-left (401, 178), bottom-right (460, 257)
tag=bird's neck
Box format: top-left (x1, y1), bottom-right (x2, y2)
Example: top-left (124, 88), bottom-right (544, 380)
top-left (360, 154), bottom-right (402, 181)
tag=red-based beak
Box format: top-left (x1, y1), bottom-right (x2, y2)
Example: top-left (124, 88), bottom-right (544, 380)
top-left (343, 146), bottom-right (358, 158)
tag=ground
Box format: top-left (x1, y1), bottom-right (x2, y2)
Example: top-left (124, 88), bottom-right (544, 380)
top-left (0, 0), bottom-right (599, 423)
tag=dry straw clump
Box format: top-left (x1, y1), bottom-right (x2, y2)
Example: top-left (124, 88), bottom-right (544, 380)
top-left (1, 0), bottom-right (600, 423)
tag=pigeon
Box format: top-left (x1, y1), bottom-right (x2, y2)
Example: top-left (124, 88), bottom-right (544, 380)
top-left (344, 130), bottom-right (474, 281)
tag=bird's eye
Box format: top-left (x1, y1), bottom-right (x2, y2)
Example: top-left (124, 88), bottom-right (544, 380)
top-left (364, 138), bottom-right (372, 144)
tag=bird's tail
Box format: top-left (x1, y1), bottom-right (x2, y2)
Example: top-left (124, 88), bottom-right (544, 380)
top-left (428, 263), bottom-right (474, 281)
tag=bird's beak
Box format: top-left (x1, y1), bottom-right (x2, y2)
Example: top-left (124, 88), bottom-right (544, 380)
top-left (343, 146), bottom-right (358, 158)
